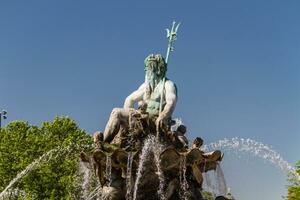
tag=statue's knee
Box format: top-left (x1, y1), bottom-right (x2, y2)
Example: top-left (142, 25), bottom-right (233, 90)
top-left (111, 108), bottom-right (121, 119)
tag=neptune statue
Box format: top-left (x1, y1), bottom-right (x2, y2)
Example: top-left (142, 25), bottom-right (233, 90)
top-left (103, 53), bottom-right (177, 143)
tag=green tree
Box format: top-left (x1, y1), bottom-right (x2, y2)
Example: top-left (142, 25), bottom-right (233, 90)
top-left (287, 161), bottom-right (300, 200)
top-left (0, 117), bottom-right (93, 199)
top-left (202, 191), bottom-right (214, 200)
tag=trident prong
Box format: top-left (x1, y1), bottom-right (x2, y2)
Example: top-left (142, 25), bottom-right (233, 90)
top-left (165, 21), bottom-right (180, 65)
top-left (175, 22), bottom-right (180, 33)
top-left (166, 29), bottom-right (170, 38)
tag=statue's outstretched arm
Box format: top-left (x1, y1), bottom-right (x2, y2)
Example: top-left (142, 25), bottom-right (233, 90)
top-left (123, 83), bottom-right (145, 109)
top-left (160, 80), bottom-right (177, 120)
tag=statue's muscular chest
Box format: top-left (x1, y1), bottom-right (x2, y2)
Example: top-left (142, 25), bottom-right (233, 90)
top-left (143, 82), bottom-right (166, 116)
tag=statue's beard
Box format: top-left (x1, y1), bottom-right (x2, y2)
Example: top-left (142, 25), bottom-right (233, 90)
top-left (145, 70), bottom-right (160, 99)
top-left (146, 70), bottom-right (160, 89)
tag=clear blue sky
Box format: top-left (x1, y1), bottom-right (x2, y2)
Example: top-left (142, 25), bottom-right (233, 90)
top-left (0, 1), bottom-right (299, 199)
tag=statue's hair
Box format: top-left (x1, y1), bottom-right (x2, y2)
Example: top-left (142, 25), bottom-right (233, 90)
top-left (144, 54), bottom-right (167, 78)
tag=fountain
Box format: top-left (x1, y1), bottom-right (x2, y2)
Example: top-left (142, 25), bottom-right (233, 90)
top-left (80, 124), bottom-right (224, 200)
top-left (203, 137), bottom-right (300, 181)
top-left (78, 22), bottom-right (299, 199)
top-left (0, 144), bottom-right (83, 200)
top-left (1, 134), bottom-right (297, 200)
top-left (0, 148), bottom-right (60, 199)
top-left (79, 22), bottom-right (226, 200)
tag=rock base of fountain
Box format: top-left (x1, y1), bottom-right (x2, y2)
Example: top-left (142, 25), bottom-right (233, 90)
top-left (81, 114), bottom-right (224, 200)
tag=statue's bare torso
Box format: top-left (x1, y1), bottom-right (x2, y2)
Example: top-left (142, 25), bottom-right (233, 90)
top-left (124, 79), bottom-right (177, 117)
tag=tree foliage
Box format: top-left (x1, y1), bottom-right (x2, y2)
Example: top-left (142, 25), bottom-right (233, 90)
top-left (202, 191), bottom-right (214, 200)
top-left (0, 117), bottom-right (93, 199)
top-left (288, 161), bottom-right (300, 200)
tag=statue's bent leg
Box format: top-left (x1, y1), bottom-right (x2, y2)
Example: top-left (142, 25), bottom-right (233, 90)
top-left (103, 108), bottom-right (129, 143)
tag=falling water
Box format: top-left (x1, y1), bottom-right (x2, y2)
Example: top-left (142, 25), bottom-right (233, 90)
top-left (154, 141), bottom-right (166, 200)
top-left (215, 164), bottom-right (227, 196)
top-left (106, 156), bottom-right (112, 187)
top-left (133, 136), bottom-right (165, 200)
top-left (202, 137), bottom-right (300, 182)
top-left (0, 148), bottom-right (61, 199)
top-left (132, 136), bottom-right (154, 200)
top-left (126, 152), bottom-right (134, 200)
top-left (78, 161), bottom-right (93, 199)
top-left (179, 155), bottom-right (189, 200)
top-left (202, 171), bottom-right (214, 197)
top-left (95, 183), bottom-right (102, 200)
top-left (85, 185), bottom-right (102, 200)
top-left (0, 144), bottom-right (87, 200)
top-left (202, 165), bottom-right (227, 197)
top-left (0, 188), bottom-right (26, 200)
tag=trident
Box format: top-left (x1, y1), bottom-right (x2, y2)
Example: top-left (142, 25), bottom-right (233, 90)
top-left (159, 21), bottom-right (180, 115)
